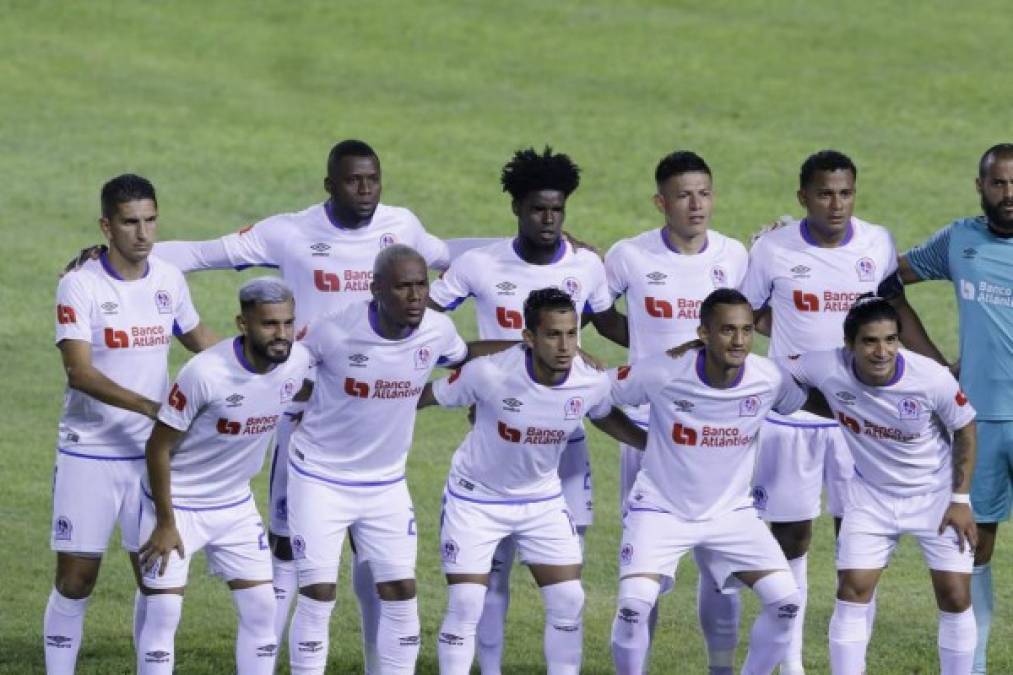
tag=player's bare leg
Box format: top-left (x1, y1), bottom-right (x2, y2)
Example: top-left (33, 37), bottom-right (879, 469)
top-left (931, 569), bottom-right (976, 675)
top-left (44, 553), bottom-right (102, 673)
top-left (228, 579), bottom-right (278, 674)
top-left (770, 520), bottom-right (811, 675)
top-left (439, 573), bottom-right (491, 674)
top-left (830, 568), bottom-right (882, 675)
top-left (971, 522), bottom-right (998, 674)
top-left (529, 563), bottom-right (584, 675)
top-left (733, 569), bottom-right (801, 675)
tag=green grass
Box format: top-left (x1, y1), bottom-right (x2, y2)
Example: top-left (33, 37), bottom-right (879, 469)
top-left (2, 1), bottom-right (1011, 672)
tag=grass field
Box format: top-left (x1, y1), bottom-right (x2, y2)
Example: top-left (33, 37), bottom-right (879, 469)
top-left (2, 1), bottom-right (1011, 672)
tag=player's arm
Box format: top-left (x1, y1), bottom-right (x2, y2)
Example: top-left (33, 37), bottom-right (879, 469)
top-left (877, 255), bottom-right (950, 369)
top-left (175, 322), bottom-right (219, 353)
top-left (939, 421), bottom-right (977, 552)
top-left (753, 306), bottom-right (772, 337)
top-left (799, 386), bottom-right (832, 419)
top-left (138, 421), bottom-right (186, 575)
top-left (590, 407), bottom-right (646, 450)
top-left (59, 339), bottom-right (160, 419)
top-left (589, 305), bottom-right (629, 348)
top-left (462, 340), bottom-right (517, 363)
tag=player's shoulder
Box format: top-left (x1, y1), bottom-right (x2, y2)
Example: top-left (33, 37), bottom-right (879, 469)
top-left (570, 354), bottom-right (612, 388)
top-left (179, 337), bottom-right (235, 377)
top-left (449, 238), bottom-right (508, 269)
top-left (146, 254), bottom-right (190, 285)
top-left (569, 242), bottom-right (606, 268)
top-left (305, 304), bottom-right (361, 343)
top-left (849, 216), bottom-right (894, 245)
top-left (898, 348), bottom-right (951, 381)
top-left (372, 203), bottom-right (423, 230)
top-left (708, 229), bottom-right (748, 257)
top-left (287, 341), bottom-right (315, 369)
top-left (57, 257), bottom-right (103, 295)
top-left (606, 228), bottom-right (658, 258)
top-left (421, 305), bottom-right (460, 335)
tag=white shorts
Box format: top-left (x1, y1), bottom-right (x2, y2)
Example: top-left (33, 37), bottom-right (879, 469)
top-left (267, 433), bottom-right (289, 536)
top-left (440, 487), bottom-right (581, 574)
top-left (51, 449), bottom-right (144, 554)
top-left (559, 427), bottom-right (593, 527)
top-left (619, 408), bottom-right (649, 511)
top-left (139, 494), bottom-right (272, 589)
top-left (751, 415), bottom-right (852, 521)
top-left (618, 502), bottom-right (789, 592)
top-left (287, 463), bottom-right (417, 587)
top-left (837, 480), bottom-right (975, 573)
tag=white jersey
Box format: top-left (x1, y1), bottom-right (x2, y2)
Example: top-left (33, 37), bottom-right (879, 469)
top-left (149, 338), bottom-right (313, 508)
top-left (432, 345), bottom-right (612, 502)
top-left (782, 348), bottom-right (976, 497)
top-left (54, 254), bottom-right (200, 457)
top-left (429, 238), bottom-right (612, 339)
top-left (610, 350), bottom-right (806, 520)
top-left (291, 302), bottom-right (468, 483)
top-left (219, 202), bottom-right (450, 332)
top-left (605, 228), bottom-right (748, 363)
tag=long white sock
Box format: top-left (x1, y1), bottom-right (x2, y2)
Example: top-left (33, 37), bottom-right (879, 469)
top-left (377, 598), bottom-right (421, 674)
top-left (477, 538), bottom-right (514, 675)
top-left (971, 563), bottom-right (993, 674)
top-left (43, 588), bottom-right (89, 674)
top-left (697, 566), bottom-right (740, 675)
top-left (137, 593), bottom-right (183, 675)
top-left (829, 599), bottom-right (869, 675)
top-left (271, 556), bottom-right (297, 645)
top-left (741, 575), bottom-right (800, 675)
top-left (233, 585), bottom-right (278, 675)
top-left (438, 583), bottom-right (487, 675)
top-left (541, 580), bottom-right (584, 675)
top-left (780, 554), bottom-right (808, 674)
top-left (938, 608), bottom-right (976, 675)
top-left (133, 590), bottom-right (147, 650)
top-left (351, 554), bottom-right (381, 674)
top-left (612, 577), bottom-right (661, 675)
top-left (865, 589), bottom-right (878, 643)
top-left (288, 595), bottom-right (335, 675)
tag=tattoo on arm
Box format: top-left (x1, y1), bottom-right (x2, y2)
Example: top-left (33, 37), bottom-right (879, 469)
top-left (951, 423), bottom-right (976, 492)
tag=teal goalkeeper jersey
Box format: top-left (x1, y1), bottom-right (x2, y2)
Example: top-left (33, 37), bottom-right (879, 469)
top-left (906, 215), bottom-right (1013, 420)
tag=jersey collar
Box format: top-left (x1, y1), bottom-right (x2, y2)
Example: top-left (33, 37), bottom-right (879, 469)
top-left (851, 351), bottom-right (905, 387)
top-left (232, 336), bottom-right (260, 374)
top-left (368, 301), bottom-right (417, 340)
top-left (511, 237), bottom-right (566, 265)
top-left (799, 218), bottom-right (854, 247)
top-left (524, 348), bottom-right (570, 386)
top-left (660, 227), bottom-right (709, 255)
top-left (695, 349), bottom-right (745, 389)
top-left (99, 250), bottom-right (149, 280)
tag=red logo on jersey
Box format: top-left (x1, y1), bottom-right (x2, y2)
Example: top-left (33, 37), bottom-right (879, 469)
top-left (955, 390), bottom-right (968, 406)
top-left (56, 304), bottom-right (77, 325)
top-left (837, 412), bottom-right (860, 434)
top-left (498, 421), bottom-right (522, 443)
top-left (314, 270), bottom-right (341, 292)
top-left (793, 290), bottom-right (820, 312)
top-left (167, 384), bottom-right (187, 411)
top-left (617, 365), bottom-right (632, 380)
top-left (496, 307), bottom-right (523, 329)
top-left (216, 418), bottom-right (241, 435)
top-left (344, 377), bottom-right (370, 398)
top-left (672, 423), bottom-right (698, 446)
top-left (645, 297), bottom-right (674, 319)
top-left (104, 328), bottom-right (130, 349)
top-left (448, 369), bottom-right (463, 384)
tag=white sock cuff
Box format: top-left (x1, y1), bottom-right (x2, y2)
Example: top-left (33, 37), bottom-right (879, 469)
top-left (938, 608), bottom-right (976, 652)
top-left (541, 580), bottom-right (585, 619)
top-left (830, 599), bottom-right (869, 642)
top-left (50, 589), bottom-right (89, 615)
top-left (370, 562), bottom-right (415, 584)
top-left (751, 571), bottom-right (798, 606)
top-left (380, 597), bottom-right (418, 619)
top-left (272, 556), bottom-right (296, 572)
top-left (787, 553), bottom-right (808, 572)
top-left (618, 576), bottom-right (661, 606)
top-left (295, 595), bottom-right (335, 620)
top-left (972, 562), bottom-right (992, 575)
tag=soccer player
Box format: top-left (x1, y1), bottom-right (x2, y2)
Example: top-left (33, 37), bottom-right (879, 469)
top-left (609, 288), bottom-right (806, 675)
top-left (46, 175), bottom-right (214, 673)
top-left (782, 296), bottom-right (977, 674)
top-left (421, 288), bottom-right (646, 675)
top-left (739, 150), bottom-right (899, 673)
top-left (136, 277), bottom-right (312, 674)
top-left (427, 146), bottom-right (614, 673)
top-left (603, 150), bottom-right (749, 673)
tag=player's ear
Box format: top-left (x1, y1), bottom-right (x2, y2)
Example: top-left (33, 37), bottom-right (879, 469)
top-left (975, 176), bottom-right (983, 196)
top-left (521, 327), bottom-right (535, 350)
top-left (696, 322), bottom-right (708, 342)
top-left (796, 188), bottom-right (806, 209)
top-left (652, 193), bottom-right (665, 215)
top-left (511, 199), bottom-right (521, 217)
top-left (98, 216), bottom-right (112, 241)
top-left (235, 313), bottom-right (247, 336)
top-left (323, 175), bottom-right (334, 196)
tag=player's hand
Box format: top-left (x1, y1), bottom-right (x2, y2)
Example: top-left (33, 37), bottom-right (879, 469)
top-left (577, 347), bottom-right (605, 371)
top-left (60, 244), bottom-right (106, 278)
top-left (938, 502), bottom-right (977, 553)
top-left (666, 339), bottom-right (704, 359)
top-left (562, 231), bottom-right (602, 259)
top-left (749, 215), bottom-right (795, 248)
top-left (139, 523), bottom-right (185, 576)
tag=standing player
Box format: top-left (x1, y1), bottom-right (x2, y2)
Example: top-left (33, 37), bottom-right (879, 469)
top-left (422, 288), bottom-right (646, 675)
top-left (46, 175), bottom-right (214, 673)
top-left (883, 143), bottom-right (1013, 673)
top-left (609, 289), bottom-right (806, 675)
top-left (740, 150), bottom-right (899, 673)
top-left (427, 146), bottom-right (615, 673)
top-left (782, 296), bottom-right (977, 674)
top-left (136, 278), bottom-right (311, 674)
top-left (603, 150), bottom-right (749, 673)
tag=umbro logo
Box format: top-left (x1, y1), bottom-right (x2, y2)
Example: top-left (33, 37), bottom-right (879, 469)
top-left (256, 644), bottom-right (278, 657)
top-left (646, 271), bottom-right (667, 284)
top-left (145, 651), bottom-right (171, 663)
top-left (310, 242), bottom-right (331, 256)
top-left (496, 281), bottom-right (517, 295)
top-left (226, 393), bottom-right (244, 407)
top-left (835, 391), bottom-right (857, 405)
top-left (46, 635), bottom-right (73, 648)
top-left (298, 641), bottom-right (323, 653)
top-left (962, 247), bottom-right (977, 259)
top-left (349, 353), bottom-right (369, 367)
top-left (439, 633), bottom-right (464, 646)
top-left (502, 397), bottom-right (523, 411)
top-left (100, 302), bottom-right (118, 314)
top-left (672, 399), bottom-right (695, 412)
top-left (790, 265), bottom-right (811, 278)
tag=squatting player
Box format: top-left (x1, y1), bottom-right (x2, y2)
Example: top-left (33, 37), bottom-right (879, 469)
top-left (46, 175), bottom-right (214, 673)
top-left (136, 278), bottom-right (311, 674)
top-left (609, 288), bottom-right (807, 675)
top-left (783, 296), bottom-right (977, 674)
top-left (421, 288), bottom-right (646, 675)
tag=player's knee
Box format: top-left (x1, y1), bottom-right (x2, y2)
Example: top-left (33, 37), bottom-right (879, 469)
top-left (234, 584), bottom-right (276, 631)
top-left (298, 582), bottom-right (337, 602)
top-left (269, 533), bottom-right (294, 562)
top-left (752, 570), bottom-right (801, 624)
top-left (835, 575), bottom-right (876, 603)
top-left (55, 561), bottom-right (100, 599)
top-left (770, 521), bottom-right (811, 558)
top-left (936, 583), bottom-right (971, 613)
top-left (446, 582), bottom-right (487, 628)
top-left (374, 568), bottom-right (416, 601)
top-left (541, 579), bottom-right (584, 626)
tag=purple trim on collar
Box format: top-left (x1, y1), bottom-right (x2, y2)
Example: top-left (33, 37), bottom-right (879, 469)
top-left (525, 349), bottom-right (570, 386)
top-left (368, 301), bottom-right (416, 340)
top-left (233, 337), bottom-right (259, 374)
top-left (511, 237), bottom-right (565, 264)
top-left (99, 251), bottom-right (148, 280)
top-left (799, 218), bottom-right (854, 247)
top-left (852, 352), bottom-right (905, 386)
top-left (660, 227), bottom-right (708, 254)
top-left (323, 200), bottom-right (366, 230)
top-left (695, 349), bottom-right (745, 388)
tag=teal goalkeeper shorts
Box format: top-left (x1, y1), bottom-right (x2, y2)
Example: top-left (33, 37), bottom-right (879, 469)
top-left (971, 421), bottom-right (1013, 523)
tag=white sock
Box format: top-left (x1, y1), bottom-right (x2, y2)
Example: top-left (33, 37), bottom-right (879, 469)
top-left (971, 563), bottom-right (993, 674)
top-left (780, 554), bottom-right (808, 674)
top-left (288, 595), bottom-right (335, 675)
top-left (44, 588), bottom-right (89, 674)
top-left (477, 537), bottom-right (514, 675)
top-left (351, 554), bottom-right (381, 674)
top-left (697, 565), bottom-right (739, 675)
top-left (541, 580), bottom-right (584, 675)
top-left (438, 583), bottom-right (487, 675)
top-left (611, 577), bottom-right (660, 675)
top-left (233, 585), bottom-right (278, 675)
top-left (865, 589), bottom-right (878, 643)
top-left (137, 593), bottom-right (183, 675)
top-left (741, 573), bottom-right (800, 675)
top-left (829, 599), bottom-right (869, 675)
top-left (271, 556), bottom-right (297, 645)
top-left (377, 597), bottom-right (421, 674)
top-left (133, 590), bottom-right (147, 651)
top-left (938, 608), bottom-right (976, 675)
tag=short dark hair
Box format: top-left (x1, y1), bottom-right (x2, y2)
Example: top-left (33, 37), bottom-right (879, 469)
top-left (978, 143), bottom-right (1013, 179)
top-left (843, 294), bottom-right (902, 343)
top-left (799, 150), bottom-right (857, 189)
top-left (501, 146), bottom-right (581, 201)
top-left (523, 287), bottom-right (576, 331)
top-left (699, 288), bottom-right (751, 328)
top-left (101, 174), bottom-right (157, 219)
top-left (327, 139), bottom-right (378, 176)
top-left (655, 150), bottom-right (711, 185)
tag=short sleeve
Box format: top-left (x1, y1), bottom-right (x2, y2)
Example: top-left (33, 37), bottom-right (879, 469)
top-left (930, 369), bottom-right (976, 432)
top-left (413, 227), bottom-right (451, 271)
top-left (585, 379), bottom-right (614, 420)
top-left (584, 257), bottom-right (613, 314)
top-left (55, 275), bottom-right (92, 344)
top-left (172, 275), bottom-right (201, 335)
top-left (609, 360), bottom-right (653, 408)
top-left (739, 242), bottom-right (773, 310)
top-left (157, 360), bottom-right (211, 432)
top-left (152, 239), bottom-right (233, 272)
top-left (905, 225), bottom-right (953, 281)
top-left (880, 231), bottom-right (899, 280)
top-left (429, 254), bottom-right (476, 311)
top-left (299, 318), bottom-right (335, 364)
top-left (772, 365), bottom-right (808, 415)
top-left (728, 240), bottom-right (750, 288)
top-left (437, 320), bottom-right (469, 368)
top-left (603, 244), bottom-right (629, 299)
top-left (220, 216), bottom-right (286, 268)
top-left (431, 358), bottom-right (486, 408)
